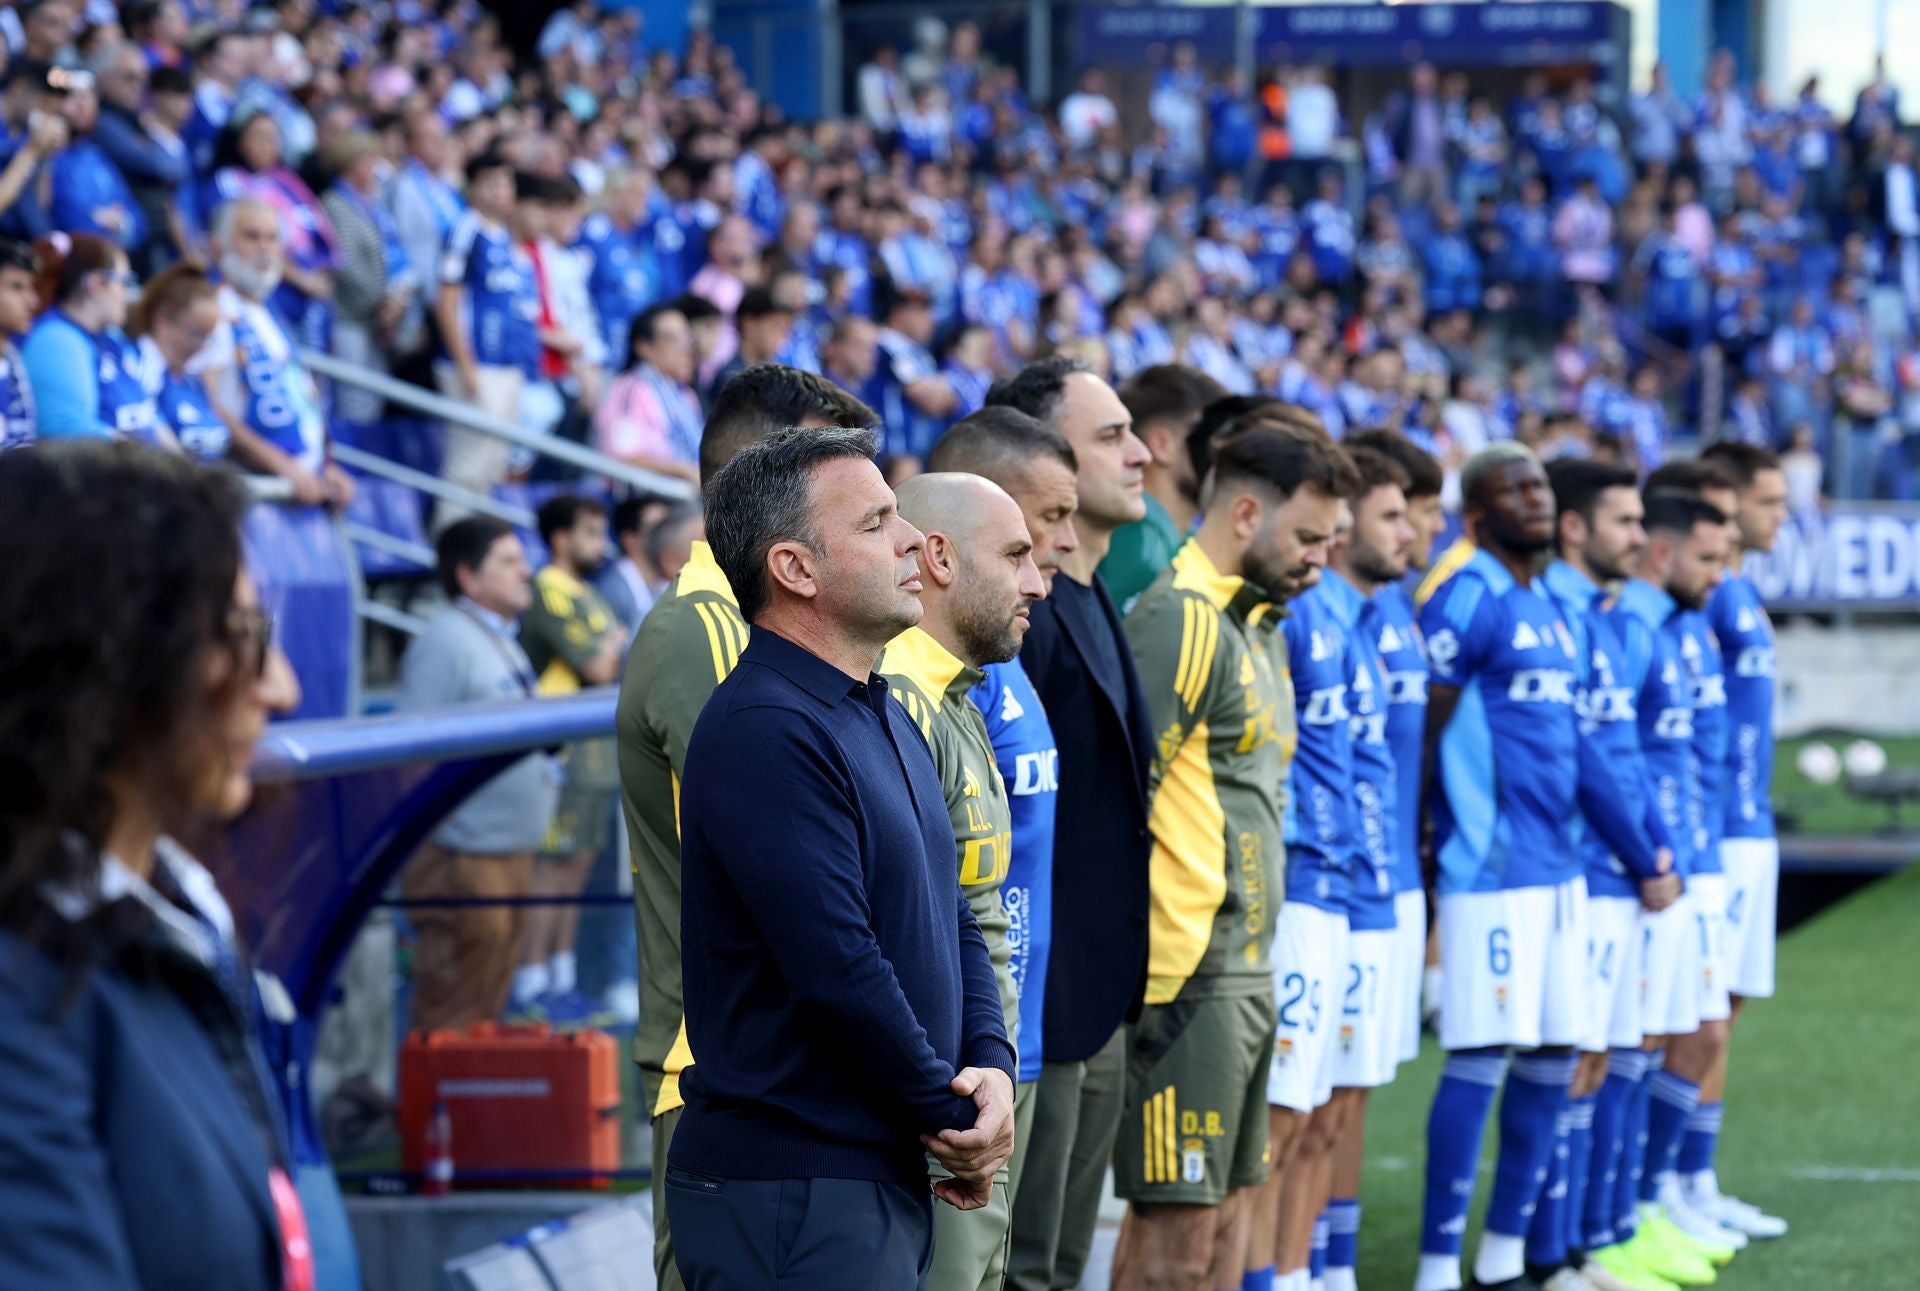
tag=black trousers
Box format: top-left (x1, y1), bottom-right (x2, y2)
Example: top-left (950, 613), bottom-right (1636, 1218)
top-left (665, 1167), bottom-right (935, 1289)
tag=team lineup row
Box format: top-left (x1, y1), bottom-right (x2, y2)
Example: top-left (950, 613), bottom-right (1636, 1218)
top-left (608, 359), bottom-right (1790, 1291)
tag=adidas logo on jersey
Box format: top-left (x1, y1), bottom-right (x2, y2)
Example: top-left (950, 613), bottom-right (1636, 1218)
top-left (1512, 621), bottom-right (1543, 650)
top-left (1736, 606), bottom-right (1762, 632)
top-left (1378, 624), bottom-right (1405, 653)
top-left (1000, 686), bottom-right (1025, 721)
top-left (1310, 630), bottom-right (1338, 662)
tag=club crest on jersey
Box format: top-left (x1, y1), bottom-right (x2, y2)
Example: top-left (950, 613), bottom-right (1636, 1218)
top-left (1183, 1144), bottom-right (1206, 1184)
top-left (1274, 1036), bottom-right (1294, 1066)
top-left (1494, 984), bottom-right (1509, 1013)
top-left (1426, 628), bottom-right (1460, 671)
top-left (1339, 1023), bottom-right (1355, 1053)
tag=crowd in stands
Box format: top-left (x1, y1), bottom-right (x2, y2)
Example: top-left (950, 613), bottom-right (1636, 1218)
top-left (0, 0), bottom-right (1913, 510)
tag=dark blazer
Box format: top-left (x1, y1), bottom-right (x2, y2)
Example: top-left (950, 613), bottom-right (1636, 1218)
top-left (1019, 572), bottom-right (1155, 1064)
top-left (0, 913), bottom-right (291, 1289)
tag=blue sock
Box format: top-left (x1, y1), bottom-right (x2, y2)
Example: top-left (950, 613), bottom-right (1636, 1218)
top-left (1420, 1048), bottom-right (1508, 1256)
top-left (1485, 1051), bottom-right (1577, 1239)
top-left (1564, 1095), bottom-right (1596, 1254)
top-left (1587, 1049), bottom-right (1646, 1248)
top-left (1240, 1269), bottom-right (1274, 1291)
top-left (1325, 1197), bottom-right (1360, 1273)
top-left (1309, 1209), bottom-right (1329, 1279)
top-left (1524, 1106), bottom-right (1574, 1267)
top-left (1616, 1049), bottom-right (1660, 1236)
top-left (1640, 1067), bottom-right (1702, 1201)
top-left (1678, 1099), bottom-right (1723, 1176)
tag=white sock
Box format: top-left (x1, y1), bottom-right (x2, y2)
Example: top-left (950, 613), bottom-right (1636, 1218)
top-left (549, 950), bottom-right (577, 994)
top-left (1413, 1253), bottom-right (1462, 1291)
top-left (1309, 1279), bottom-right (1325, 1291)
top-left (1323, 1269), bottom-right (1358, 1291)
top-left (1283, 1272), bottom-right (1313, 1291)
top-left (511, 962), bottom-right (550, 1004)
top-left (1686, 1167), bottom-right (1721, 1200)
top-left (1472, 1232), bottom-right (1526, 1285)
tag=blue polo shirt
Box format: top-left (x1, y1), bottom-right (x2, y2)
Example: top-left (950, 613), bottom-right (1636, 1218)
top-left (1676, 607), bottom-right (1729, 874)
top-left (1280, 580), bottom-right (1357, 916)
top-left (1419, 551), bottom-right (1582, 894)
top-left (1707, 573), bottom-right (1776, 838)
top-left (674, 628), bottom-right (1016, 1190)
top-left (1363, 583), bottom-right (1428, 895)
top-left (1318, 570), bottom-right (1398, 932)
top-left (973, 657), bottom-right (1058, 1083)
top-left (1611, 579), bottom-right (1705, 878)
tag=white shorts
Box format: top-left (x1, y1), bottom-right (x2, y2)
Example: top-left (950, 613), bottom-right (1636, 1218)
top-left (1686, 873), bottom-right (1734, 1023)
top-left (1331, 926), bottom-right (1399, 1089)
top-left (1638, 897), bottom-right (1700, 1038)
top-left (1582, 894), bottom-right (1644, 1053)
top-left (1437, 878), bottom-right (1588, 1052)
top-left (1267, 902), bottom-right (1349, 1112)
top-left (1720, 837), bottom-right (1779, 999)
top-left (1391, 888), bottom-right (1428, 1065)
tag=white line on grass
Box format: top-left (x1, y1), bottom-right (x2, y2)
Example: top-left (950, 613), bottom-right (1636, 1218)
top-left (1788, 1166), bottom-right (1920, 1182)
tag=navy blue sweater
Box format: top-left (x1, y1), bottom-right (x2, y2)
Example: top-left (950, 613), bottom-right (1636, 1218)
top-left (673, 627), bottom-right (1016, 1188)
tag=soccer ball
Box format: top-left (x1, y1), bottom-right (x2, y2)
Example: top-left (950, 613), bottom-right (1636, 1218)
top-left (1796, 741), bottom-right (1841, 785)
top-left (1843, 739), bottom-right (1888, 779)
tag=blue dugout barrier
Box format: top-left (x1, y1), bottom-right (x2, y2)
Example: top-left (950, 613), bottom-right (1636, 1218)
top-left (207, 691), bottom-right (617, 1290)
top-left (245, 501), bottom-right (360, 720)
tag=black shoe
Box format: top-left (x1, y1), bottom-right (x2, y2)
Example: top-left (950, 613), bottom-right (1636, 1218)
top-left (1471, 1276), bottom-right (1544, 1291)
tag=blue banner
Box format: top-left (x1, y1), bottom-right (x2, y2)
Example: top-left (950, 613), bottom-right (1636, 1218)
top-left (1076, 2), bottom-right (1628, 71)
top-left (1744, 506), bottom-right (1920, 609)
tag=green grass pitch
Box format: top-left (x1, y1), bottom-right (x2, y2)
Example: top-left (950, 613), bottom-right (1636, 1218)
top-left (1350, 864), bottom-right (1920, 1290)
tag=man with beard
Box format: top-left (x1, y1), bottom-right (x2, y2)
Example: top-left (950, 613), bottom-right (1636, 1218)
top-left (1414, 444), bottom-right (1588, 1291)
top-left (201, 195), bottom-right (352, 507)
top-left (881, 472), bottom-right (1046, 1291)
top-left (1114, 422), bottom-right (1353, 1291)
top-left (1100, 364), bottom-right (1229, 612)
top-left (670, 426), bottom-right (1015, 1288)
top-left (1538, 460), bottom-right (1684, 1291)
top-left (1261, 446), bottom-right (1416, 1291)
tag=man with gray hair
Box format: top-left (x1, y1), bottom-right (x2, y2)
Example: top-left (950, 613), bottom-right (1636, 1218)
top-left (200, 195), bottom-right (353, 507)
top-left (669, 426), bottom-right (1016, 1288)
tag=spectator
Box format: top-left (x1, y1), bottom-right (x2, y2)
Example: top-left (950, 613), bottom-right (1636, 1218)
top-left (385, 109), bottom-right (465, 348)
top-left (321, 130), bottom-right (417, 429)
top-left (207, 109), bottom-right (337, 350)
top-left (1284, 66), bottom-right (1341, 192)
top-left (576, 166), bottom-right (661, 366)
top-left (0, 239), bottom-right (37, 451)
top-left (397, 516), bottom-right (560, 1032)
top-left (129, 259), bottom-right (229, 462)
top-left (46, 68), bottom-right (145, 254)
top-left (1385, 62), bottom-right (1448, 209)
top-left (1554, 174), bottom-right (1616, 291)
top-left (1873, 133), bottom-right (1920, 316)
top-left (942, 321), bottom-right (996, 419)
top-left (857, 44), bottom-right (906, 137)
top-left (873, 285), bottom-right (955, 466)
top-left (822, 311), bottom-right (880, 400)
top-left (594, 303), bottom-right (703, 484)
top-left (0, 442), bottom-right (307, 1291)
top-left (201, 197), bottom-right (352, 507)
top-left (598, 494), bottom-right (701, 631)
top-left (1631, 63), bottom-right (1690, 172)
top-left (706, 284), bottom-right (794, 402)
top-left (1059, 69), bottom-right (1117, 153)
top-left (22, 231), bottom-right (160, 444)
top-left (88, 42), bottom-right (186, 269)
top-left (435, 151), bottom-right (539, 510)
top-left (1781, 422), bottom-right (1824, 516)
top-left (516, 495), bottom-right (628, 1022)
top-left (1423, 201), bottom-right (1482, 316)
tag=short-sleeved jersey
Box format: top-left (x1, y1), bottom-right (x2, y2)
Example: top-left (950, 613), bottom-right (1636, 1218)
top-left (1126, 540), bottom-right (1292, 1004)
top-left (1415, 535), bottom-right (1476, 608)
top-left (1707, 572), bottom-right (1776, 838)
top-left (1318, 569), bottom-right (1398, 932)
top-left (0, 339), bottom-right (34, 451)
top-left (1280, 578), bottom-right (1358, 919)
top-left (972, 658), bottom-right (1057, 1082)
top-left (1420, 550), bottom-right (1582, 894)
top-left (1675, 608), bottom-right (1729, 874)
top-left (614, 542), bottom-right (746, 1116)
top-left (1362, 583), bottom-right (1428, 895)
top-left (1611, 578), bottom-right (1704, 878)
top-left (441, 210), bottom-right (542, 375)
top-left (1544, 560), bottom-right (1667, 899)
top-left (881, 627), bottom-right (1018, 1035)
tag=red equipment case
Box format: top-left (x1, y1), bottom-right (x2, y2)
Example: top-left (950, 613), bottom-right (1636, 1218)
top-left (399, 1022), bottom-right (622, 1187)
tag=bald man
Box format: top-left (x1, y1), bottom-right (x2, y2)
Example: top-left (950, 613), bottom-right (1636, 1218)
top-left (880, 473), bottom-right (1047, 1291)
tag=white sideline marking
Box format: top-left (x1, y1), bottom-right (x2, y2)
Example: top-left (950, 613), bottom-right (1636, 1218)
top-left (1789, 1166), bottom-right (1920, 1183)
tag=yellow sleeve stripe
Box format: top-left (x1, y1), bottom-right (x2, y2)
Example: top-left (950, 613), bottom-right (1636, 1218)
top-left (1176, 598), bottom-right (1218, 713)
top-left (693, 601), bottom-right (744, 684)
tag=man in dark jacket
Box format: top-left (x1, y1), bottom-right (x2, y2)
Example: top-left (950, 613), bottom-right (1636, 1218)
top-left (670, 425), bottom-right (1016, 1289)
top-left (90, 43), bottom-right (185, 271)
top-left (981, 358), bottom-right (1158, 1291)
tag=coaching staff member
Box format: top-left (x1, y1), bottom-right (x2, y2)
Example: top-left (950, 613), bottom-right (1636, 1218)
top-left (668, 425), bottom-right (1018, 1288)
